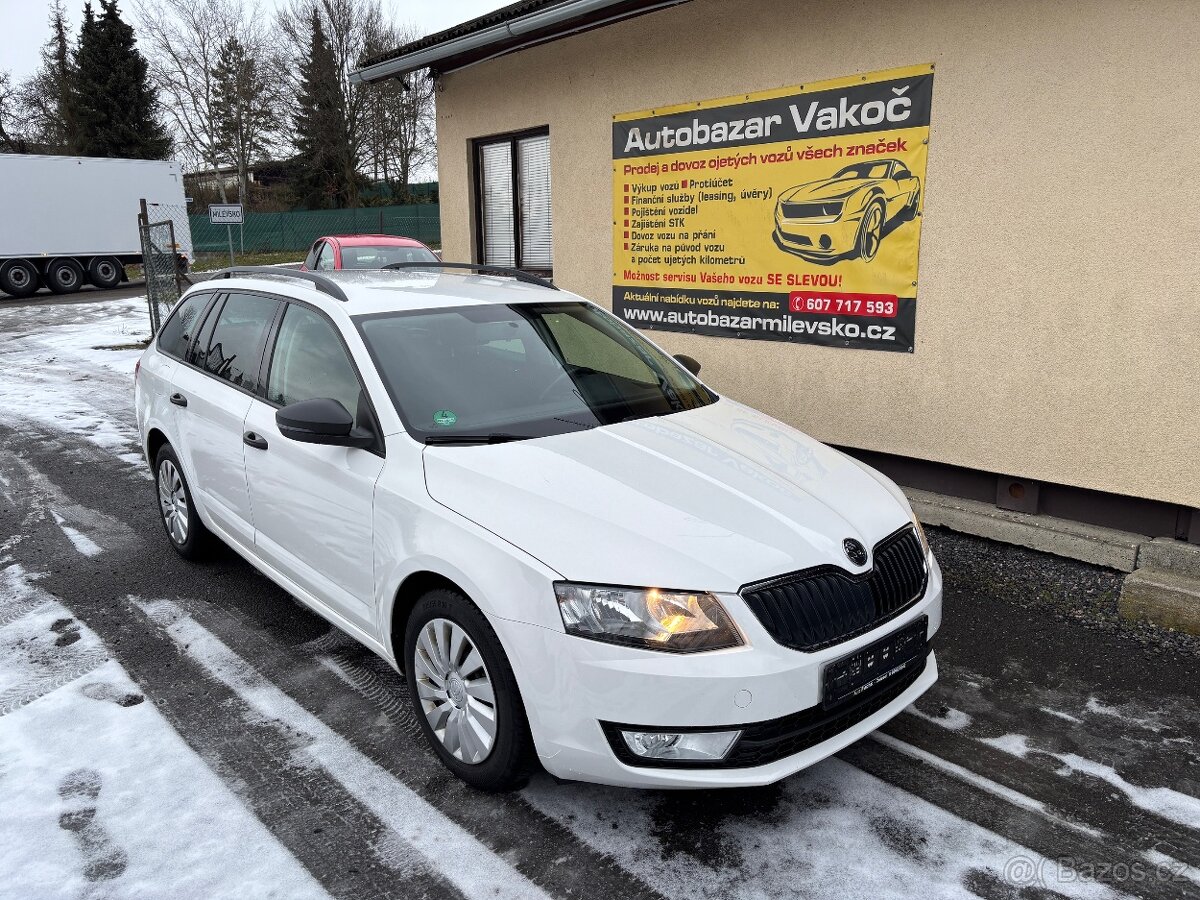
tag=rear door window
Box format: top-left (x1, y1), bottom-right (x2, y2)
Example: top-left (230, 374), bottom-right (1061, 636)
top-left (198, 292), bottom-right (279, 392)
top-left (157, 293), bottom-right (212, 360)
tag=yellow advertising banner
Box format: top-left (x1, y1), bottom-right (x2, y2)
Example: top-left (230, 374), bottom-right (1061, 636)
top-left (611, 63), bottom-right (934, 352)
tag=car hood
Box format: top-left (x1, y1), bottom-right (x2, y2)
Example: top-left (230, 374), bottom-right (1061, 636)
top-left (782, 178), bottom-right (877, 203)
top-left (422, 399), bottom-right (911, 592)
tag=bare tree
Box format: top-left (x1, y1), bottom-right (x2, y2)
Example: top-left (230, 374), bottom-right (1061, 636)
top-left (212, 36), bottom-right (284, 203)
top-left (3, 1), bottom-right (77, 155)
top-left (361, 22), bottom-right (436, 196)
top-left (0, 72), bottom-right (26, 153)
top-left (135, 0), bottom-right (285, 202)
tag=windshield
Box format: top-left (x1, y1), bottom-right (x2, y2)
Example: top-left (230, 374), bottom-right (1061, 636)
top-left (832, 162), bottom-right (891, 180)
top-left (357, 301), bottom-right (717, 442)
top-left (340, 245), bottom-right (438, 269)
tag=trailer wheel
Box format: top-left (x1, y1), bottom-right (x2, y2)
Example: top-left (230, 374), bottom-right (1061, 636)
top-left (45, 258), bottom-right (84, 294)
top-left (87, 256), bottom-right (123, 290)
top-left (0, 259), bottom-right (39, 299)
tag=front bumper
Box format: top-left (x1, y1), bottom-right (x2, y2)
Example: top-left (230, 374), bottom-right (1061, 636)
top-left (773, 209), bottom-right (861, 257)
top-left (496, 554), bottom-right (942, 788)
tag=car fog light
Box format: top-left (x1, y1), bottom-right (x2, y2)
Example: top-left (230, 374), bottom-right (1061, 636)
top-left (620, 729), bottom-right (741, 761)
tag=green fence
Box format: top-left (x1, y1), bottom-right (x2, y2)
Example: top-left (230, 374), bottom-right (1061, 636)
top-left (188, 204), bottom-right (441, 258)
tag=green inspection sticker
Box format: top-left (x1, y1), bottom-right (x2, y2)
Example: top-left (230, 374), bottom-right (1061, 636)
top-left (433, 409), bottom-right (458, 427)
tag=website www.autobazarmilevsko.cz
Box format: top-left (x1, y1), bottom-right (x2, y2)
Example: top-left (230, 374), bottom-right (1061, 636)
top-left (621, 304), bottom-right (900, 342)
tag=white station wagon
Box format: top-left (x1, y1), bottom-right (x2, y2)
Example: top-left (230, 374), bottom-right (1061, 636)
top-left (135, 264), bottom-right (942, 790)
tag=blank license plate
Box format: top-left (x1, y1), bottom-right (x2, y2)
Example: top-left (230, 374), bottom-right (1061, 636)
top-left (822, 616), bottom-right (928, 709)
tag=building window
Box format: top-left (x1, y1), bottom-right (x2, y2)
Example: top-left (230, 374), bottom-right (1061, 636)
top-left (475, 129), bottom-right (552, 272)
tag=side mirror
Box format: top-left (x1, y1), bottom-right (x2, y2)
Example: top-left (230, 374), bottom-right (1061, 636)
top-left (276, 398), bottom-right (374, 449)
top-left (674, 353), bottom-right (702, 376)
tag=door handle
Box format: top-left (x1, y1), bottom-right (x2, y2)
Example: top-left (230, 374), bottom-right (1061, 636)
top-left (243, 431), bottom-right (268, 451)
top-left (169, 392), bottom-right (188, 408)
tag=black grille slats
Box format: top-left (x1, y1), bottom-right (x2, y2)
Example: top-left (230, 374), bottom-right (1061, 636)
top-left (741, 527), bottom-right (927, 652)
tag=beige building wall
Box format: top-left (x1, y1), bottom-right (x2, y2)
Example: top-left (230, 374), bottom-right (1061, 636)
top-left (434, 0), bottom-right (1200, 509)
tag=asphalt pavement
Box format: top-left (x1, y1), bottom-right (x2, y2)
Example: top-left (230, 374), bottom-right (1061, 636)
top-left (1, 293), bottom-right (1198, 900)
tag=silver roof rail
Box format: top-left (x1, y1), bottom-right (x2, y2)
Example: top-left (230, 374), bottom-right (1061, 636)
top-left (207, 267), bottom-right (350, 302)
top-left (382, 261), bottom-right (558, 290)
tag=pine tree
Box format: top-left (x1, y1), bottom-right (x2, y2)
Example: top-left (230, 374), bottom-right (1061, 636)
top-left (293, 9), bottom-right (357, 209)
top-left (73, 0), bottom-right (171, 159)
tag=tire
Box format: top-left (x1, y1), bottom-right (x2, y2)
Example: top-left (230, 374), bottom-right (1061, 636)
top-left (0, 259), bottom-right (39, 299)
top-left (901, 188), bottom-right (921, 222)
top-left (45, 258), bottom-right (84, 294)
top-left (855, 199), bottom-right (885, 263)
top-left (87, 256), bottom-right (123, 289)
top-left (404, 589), bottom-right (531, 791)
top-left (154, 444), bottom-right (211, 560)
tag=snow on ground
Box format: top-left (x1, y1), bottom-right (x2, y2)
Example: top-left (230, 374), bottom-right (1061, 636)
top-left (522, 754), bottom-right (1122, 900)
top-left (0, 564), bottom-right (331, 900)
top-left (0, 298), bottom-right (148, 468)
top-left (136, 597), bottom-right (556, 900)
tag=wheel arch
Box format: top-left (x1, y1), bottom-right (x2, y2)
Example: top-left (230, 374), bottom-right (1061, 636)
top-left (146, 427), bottom-right (169, 467)
top-left (387, 569), bottom-right (471, 672)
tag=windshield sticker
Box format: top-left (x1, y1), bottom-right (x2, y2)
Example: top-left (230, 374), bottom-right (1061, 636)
top-left (433, 409), bottom-right (458, 427)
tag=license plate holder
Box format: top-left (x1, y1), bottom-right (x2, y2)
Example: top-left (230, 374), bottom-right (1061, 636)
top-left (822, 615), bottom-right (928, 709)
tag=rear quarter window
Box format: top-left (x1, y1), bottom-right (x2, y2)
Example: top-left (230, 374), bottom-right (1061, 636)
top-left (157, 293), bottom-right (212, 360)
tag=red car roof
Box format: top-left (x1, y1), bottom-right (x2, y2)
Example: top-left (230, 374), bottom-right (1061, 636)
top-left (325, 234), bottom-right (429, 248)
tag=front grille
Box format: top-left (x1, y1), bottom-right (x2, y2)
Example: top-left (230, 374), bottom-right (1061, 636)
top-left (741, 526), bottom-right (927, 653)
top-left (600, 652), bottom-right (928, 769)
top-left (780, 200), bottom-right (843, 219)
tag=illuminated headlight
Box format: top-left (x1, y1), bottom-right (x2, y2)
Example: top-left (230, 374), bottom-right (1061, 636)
top-left (911, 513), bottom-right (930, 554)
top-left (554, 583), bottom-right (743, 652)
top-left (621, 729), bottom-right (741, 761)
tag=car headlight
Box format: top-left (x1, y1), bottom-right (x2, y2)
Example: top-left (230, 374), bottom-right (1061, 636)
top-left (554, 583), bottom-right (743, 652)
top-left (911, 513), bottom-right (930, 555)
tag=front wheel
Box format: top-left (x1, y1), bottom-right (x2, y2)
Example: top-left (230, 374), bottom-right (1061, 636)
top-left (855, 200), bottom-right (885, 263)
top-left (87, 257), bottom-right (123, 289)
top-left (404, 590), bottom-right (531, 791)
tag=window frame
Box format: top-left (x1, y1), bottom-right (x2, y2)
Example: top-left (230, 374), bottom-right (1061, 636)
top-left (260, 297), bottom-right (386, 458)
top-left (472, 126), bottom-right (552, 276)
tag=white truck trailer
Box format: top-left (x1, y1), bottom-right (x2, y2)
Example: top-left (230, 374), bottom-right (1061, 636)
top-left (0, 154), bottom-right (193, 298)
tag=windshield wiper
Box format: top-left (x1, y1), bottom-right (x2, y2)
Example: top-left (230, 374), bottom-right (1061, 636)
top-left (423, 433), bottom-right (532, 445)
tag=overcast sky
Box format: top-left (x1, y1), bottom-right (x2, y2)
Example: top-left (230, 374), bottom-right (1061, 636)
top-left (0, 0), bottom-right (512, 83)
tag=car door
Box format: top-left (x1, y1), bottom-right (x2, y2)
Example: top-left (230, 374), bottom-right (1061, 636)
top-left (169, 291), bottom-right (280, 549)
top-left (241, 300), bottom-right (384, 632)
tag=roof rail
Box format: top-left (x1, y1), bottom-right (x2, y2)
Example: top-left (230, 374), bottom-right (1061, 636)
top-left (381, 261), bottom-right (558, 290)
top-left (207, 266), bottom-right (350, 302)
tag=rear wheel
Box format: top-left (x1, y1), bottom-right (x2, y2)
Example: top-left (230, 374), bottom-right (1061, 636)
top-left (87, 257), bottom-right (123, 289)
top-left (404, 589), bottom-right (531, 791)
top-left (45, 258), bottom-right (84, 294)
top-left (154, 444), bottom-right (211, 560)
top-left (0, 259), bottom-right (39, 298)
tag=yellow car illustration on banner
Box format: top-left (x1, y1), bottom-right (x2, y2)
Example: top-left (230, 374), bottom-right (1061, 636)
top-left (773, 159), bottom-right (921, 263)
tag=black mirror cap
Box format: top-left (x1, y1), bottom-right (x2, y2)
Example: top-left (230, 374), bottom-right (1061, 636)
top-left (674, 353), bottom-right (702, 376)
top-left (276, 397), bottom-right (354, 436)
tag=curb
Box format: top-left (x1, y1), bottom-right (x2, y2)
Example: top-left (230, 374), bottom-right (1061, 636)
top-left (904, 488), bottom-right (1200, 637)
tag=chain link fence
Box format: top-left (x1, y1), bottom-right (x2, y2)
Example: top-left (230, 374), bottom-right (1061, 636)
top-left (175, 203), bottom-right (441, 272)
top-left (138, 218), bottom-right (185, 333)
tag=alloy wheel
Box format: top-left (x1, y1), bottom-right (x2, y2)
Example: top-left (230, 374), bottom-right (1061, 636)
top-left (413, 617), bottom-right (498, 764)
top-left (157, 459), bottom-right (189, 544)
top-left (861, 204), bottom-right (883, 261)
